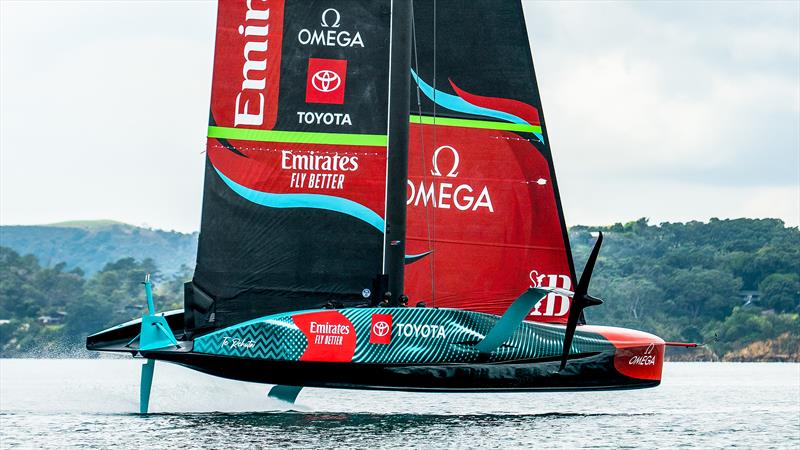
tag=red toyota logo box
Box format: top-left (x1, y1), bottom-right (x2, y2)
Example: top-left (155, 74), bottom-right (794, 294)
top-left (306, 58), bottom-right (347, 104)
top-left (370, 314), bottom-right (392, 345)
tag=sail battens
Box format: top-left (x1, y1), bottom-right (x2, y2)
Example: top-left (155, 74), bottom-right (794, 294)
top-left (407, 236), bottom-right (566, 252)
top-left (208, 126), bottom-right (388, 147)
top-left (409, 115), bottom-right (542, 134)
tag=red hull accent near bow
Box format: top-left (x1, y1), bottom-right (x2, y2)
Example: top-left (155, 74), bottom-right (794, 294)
top-left (581, 325), bottom-right (665, 381)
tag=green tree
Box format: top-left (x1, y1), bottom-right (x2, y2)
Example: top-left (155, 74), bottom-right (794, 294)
top-left (759, 273), bottom-right (800, 313)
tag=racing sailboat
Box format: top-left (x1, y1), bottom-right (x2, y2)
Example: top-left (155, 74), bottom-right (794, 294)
top-left (87, 0), bottom-right (675, 413)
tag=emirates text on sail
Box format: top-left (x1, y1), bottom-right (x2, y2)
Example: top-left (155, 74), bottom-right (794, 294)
top-left (234, 0), bottom-right (271, 127)
top-left (283, 150), bottom-right (357, 190)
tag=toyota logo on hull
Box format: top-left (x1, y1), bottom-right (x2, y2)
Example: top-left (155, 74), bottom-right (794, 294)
top-left (372, 321), bottom-right (390, 337)
top-left (370, 314), bottom-right (392, 344)
top-left (312, 70), bottom-right (341, 93)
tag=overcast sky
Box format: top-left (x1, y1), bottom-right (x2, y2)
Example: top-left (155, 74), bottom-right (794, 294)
top-left (1, 0), bottom-right (798, 232)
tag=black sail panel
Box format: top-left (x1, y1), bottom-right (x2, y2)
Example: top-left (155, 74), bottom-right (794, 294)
top-left (190, 0), bottom-right (392, 331)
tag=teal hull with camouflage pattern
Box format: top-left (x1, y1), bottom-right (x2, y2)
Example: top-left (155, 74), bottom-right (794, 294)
top-left (192, 307), bottom-right (613, 364)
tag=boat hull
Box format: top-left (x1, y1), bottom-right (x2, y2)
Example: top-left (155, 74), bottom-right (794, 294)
top-left (88, 307), bottom-right (664, 392)
top-left (147, 350), bottom-right (659, 392)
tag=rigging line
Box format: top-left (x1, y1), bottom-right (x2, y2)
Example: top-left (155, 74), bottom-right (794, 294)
top-left (411, 2), bottom-right (435, 304)
top-left (431, 0), bottom-right (437, 306)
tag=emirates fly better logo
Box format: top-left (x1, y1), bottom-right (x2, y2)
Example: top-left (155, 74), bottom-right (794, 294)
top-left (306, 58), bottom-right (347, 104)
top-left (370, 314), bottom-right (392, 345)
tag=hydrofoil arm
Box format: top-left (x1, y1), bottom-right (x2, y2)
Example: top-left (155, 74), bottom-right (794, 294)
top-left (474, 287), bottom-right (570, 355)
top-left (268, 385), bottom-right (303, 404)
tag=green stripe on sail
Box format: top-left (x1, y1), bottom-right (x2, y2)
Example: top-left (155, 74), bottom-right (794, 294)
top-left (208, 126), bottom-right (388, 147)
top-left (409, 115), bottom-right (542, 134)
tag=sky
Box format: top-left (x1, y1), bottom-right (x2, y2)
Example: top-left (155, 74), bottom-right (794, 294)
top-left (1, 0), bottom-right (798, 233)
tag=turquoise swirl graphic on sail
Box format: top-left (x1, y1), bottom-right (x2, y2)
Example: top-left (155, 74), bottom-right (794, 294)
top-left (214, 168), bottom-right (385, 232)
top-left (215, 167), bottom-right (432, 265)
top-left (411, 69), bottom-right (544, 142)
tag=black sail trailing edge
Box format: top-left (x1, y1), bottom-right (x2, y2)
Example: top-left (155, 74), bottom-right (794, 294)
top-left (188, 0), bottom-right (394, 332)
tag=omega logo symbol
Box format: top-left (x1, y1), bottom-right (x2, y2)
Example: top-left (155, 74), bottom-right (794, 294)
top-left (430, 145), bottom-right (460, 178)
top-left (311, 70), bottom-right (342, 93)
top-left (320, 8), bottom-right (341, 28)
top-left (372, 321), bottom-right (390, 337)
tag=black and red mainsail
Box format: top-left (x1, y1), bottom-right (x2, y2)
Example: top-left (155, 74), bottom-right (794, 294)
top-left (190, 0), bottom-right (577, 332)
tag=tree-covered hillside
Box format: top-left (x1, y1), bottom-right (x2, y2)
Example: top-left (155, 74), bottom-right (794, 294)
top-left (0, 221), bottom-right (197, 275)
top-left (0, 249), bottom-right (189, 356)
top-left (572, 218), bottom-right (799, 359)
top-left (0, 218), bottom-right (797, 360)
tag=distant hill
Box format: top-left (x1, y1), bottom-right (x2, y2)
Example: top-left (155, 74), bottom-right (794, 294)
top-left (0, 220), bottom-right (197, 275)
top-left (0, 217), bottom-right (797, 359)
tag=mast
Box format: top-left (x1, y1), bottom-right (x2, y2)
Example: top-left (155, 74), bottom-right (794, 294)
top-left (383, 0), bottom-right (413, 305)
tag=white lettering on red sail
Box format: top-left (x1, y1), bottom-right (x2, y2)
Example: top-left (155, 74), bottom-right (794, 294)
top-left (404, 126), bottom-right (572, 323)
top-left (233, 1), bottom-right (270, 126)
top-left (529, 271), bottom-right (572, 317)
top-left (280, 151), bottom-right (359, 172)
top-left (405, 145), bottom-right (494, 212)
top-left (210, 0), bottom-right (285, 130)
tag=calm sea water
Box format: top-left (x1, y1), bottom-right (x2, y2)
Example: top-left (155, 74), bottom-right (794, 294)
top-left (0, 359), bottom-right (797, 449)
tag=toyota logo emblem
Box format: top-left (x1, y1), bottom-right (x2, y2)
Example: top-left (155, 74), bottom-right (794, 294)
top-left (312, 70), bottom-right (341, 93)
top-left (372, 321), bottom-right (390, 337)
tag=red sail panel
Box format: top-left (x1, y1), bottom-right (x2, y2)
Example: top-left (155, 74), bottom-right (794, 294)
top-left (210, 0), bottom-right (285, 131)
top-left (206, 140), bottom-right (387, 217)
top-left (405, 124), bottom-right (573, 323)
